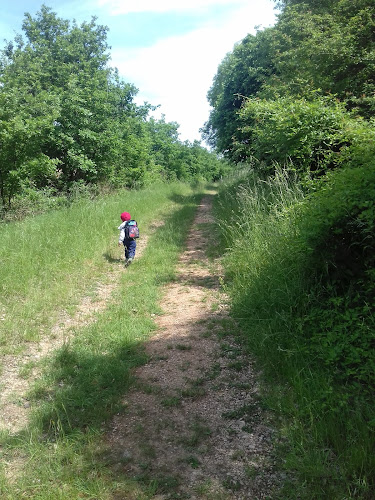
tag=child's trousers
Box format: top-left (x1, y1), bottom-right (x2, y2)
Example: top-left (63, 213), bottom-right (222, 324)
top-left (123, 238), bottom-right (136, 259)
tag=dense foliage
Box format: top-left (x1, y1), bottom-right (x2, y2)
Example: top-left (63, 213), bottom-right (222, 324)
top-left (207, 0), bottom-right (375, 400)
top-left (0, 5), bottom-right (227, 212)
top-left (216, 167), bottom-right (375, 498)
top-left (204, 0), bottom-right (374, 161)
top-left (208, 0), bottom-right (375, 496)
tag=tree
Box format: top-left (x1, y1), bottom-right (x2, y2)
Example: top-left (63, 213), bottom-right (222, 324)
top-left (271, 0), bottom-right (375, 116)
top-left (0, 86), bottom-right (59, 206)
top-left (0, 5), bottom-right (228, 209)
top-left (202, 29), bottom-right (276, 159)
top-left (205, 0), bottom-right (375, 158)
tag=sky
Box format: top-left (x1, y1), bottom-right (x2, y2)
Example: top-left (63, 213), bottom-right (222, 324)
top-left (0, 0), bottom-right (278, 143)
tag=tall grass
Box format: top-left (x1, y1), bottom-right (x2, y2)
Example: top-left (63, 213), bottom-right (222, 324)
top-left (218, 169), bottom-right (307, 351)
top-left (215, 169), bottom-right (374, 499)
top-left (0, 182), bottom-right (205, 498)
top-left (0, 182), bottom-right (197, 350)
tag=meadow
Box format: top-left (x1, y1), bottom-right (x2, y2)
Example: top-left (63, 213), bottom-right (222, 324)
top-left (0, 181), bottom-right (205, 498)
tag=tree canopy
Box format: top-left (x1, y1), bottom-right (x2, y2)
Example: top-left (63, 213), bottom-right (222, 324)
top-left (0, 5), bottom-right (227, 210)
top-left (204, 0), bottom-right (375, 163)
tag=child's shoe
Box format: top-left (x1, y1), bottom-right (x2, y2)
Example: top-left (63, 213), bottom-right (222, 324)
top-left (125, 257), bottom-right (133, 266)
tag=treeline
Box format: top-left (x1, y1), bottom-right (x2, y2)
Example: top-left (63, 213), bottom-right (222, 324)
top-left (207, 0), bottom-right (374, 497)
top-left (0, 5), bottom-right (228, 214)
top-left (204, 0), bottom-right (374, 167)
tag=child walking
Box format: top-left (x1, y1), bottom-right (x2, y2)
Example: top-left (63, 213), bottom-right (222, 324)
top-left (118, 211), bottom-right (138, 266)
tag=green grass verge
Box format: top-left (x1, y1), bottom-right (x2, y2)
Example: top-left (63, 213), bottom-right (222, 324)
top-left (0, 181), bottom-right (206, 499)
top-left (214, 170), bottom-right (374, 500)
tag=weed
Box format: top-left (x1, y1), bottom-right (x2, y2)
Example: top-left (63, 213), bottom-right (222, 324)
top-left (231, 449), bottom-right (245, 460)
top-left (241, 424), bottom-right (253, 433)
top-left (140, 384), bottom-right (161, 395)
top-left (139, 443), bottom-right (156, 459)
top-left (180, 420), bottom-right (212, 449)
top-left (184, 455), bottom-right (201, 469)
top-left (194, 480), bottom-right (230, 499)
top-left (222, 402), bottom-right (259, 420)
top-left (222, 477), bottom-right (241, 491)
top-left (244, 464), bottom-right (258, 479)
top-left (179, 361), bottom-right (191, 372)
top-left (201, 331), bottom-right (212, 338)
top-left (18, 361), bottom-right (37, 379)
top-left (190, 377), bottom-right (205, 387)
top-left (176, 344), bottom-right (192, 351)
top-left (227, 427), bottom-right (237, 436)
top-left (161, 396), bottom-right (182, 408)
top-left (227, 360), bottom-right (245, 371)
top-left (228, 381), bottom-right (251, 390)
top-left (207, 362), bottom-right (221, 380)
top-left (138, 462), bottom-right (152, 472)
top-left (220, 343), bottom-right (242, 359)
top-left (138, 473), bottom-right (181, 494)
top-left (135, 423), bottom-right (145, 434)
top-left (153, 354), bottom-right (169, 361)
top-left (180, 386), bottom-right (206, 399)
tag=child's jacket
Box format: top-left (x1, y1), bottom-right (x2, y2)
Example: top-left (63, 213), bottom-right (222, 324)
top-left (118, 221), bottom-right (128, 244)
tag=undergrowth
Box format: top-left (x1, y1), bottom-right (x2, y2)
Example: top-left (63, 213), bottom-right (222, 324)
top-left (214, 167), bottom-right (375, 499)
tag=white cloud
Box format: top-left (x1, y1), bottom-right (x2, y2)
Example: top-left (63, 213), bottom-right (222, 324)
top-left (110, 1), bottom-right (276, 142)
top-left (98, 0), bottom-right (252, 15)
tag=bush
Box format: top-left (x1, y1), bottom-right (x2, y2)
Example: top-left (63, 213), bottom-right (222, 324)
top-left (237, 95), bottom-right (372, 176)
top-left (0, 186), bottom-right (69, 221)
top-left (297, 164), bottom-right (375, 392)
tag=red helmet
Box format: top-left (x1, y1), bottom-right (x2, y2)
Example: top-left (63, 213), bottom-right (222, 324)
top-left (120, 212), bottom-right (131, 221)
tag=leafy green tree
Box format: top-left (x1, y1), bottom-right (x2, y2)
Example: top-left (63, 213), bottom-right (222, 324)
top-left (147, 116), bottom-right (181, 179)
top-left (206, 0), bottom-right (374, 158)
top-left (0, 4), bottom-right (228, 209)
top-left (0, 6), bottom-right (113, 193)
top-left (271, 0), bottom-right (375, 116)
top-left (0, 86), bottom-right (59, 206)
top-left (202, 28), bottom-right (275, 159)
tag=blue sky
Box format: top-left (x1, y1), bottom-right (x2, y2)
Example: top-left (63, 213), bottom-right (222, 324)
top-left (0, 0), bottom-right (277, 142)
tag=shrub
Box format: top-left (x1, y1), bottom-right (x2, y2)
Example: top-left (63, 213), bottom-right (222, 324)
top-left (297, 164), bottom-right (375, 392)
top-left (237, 95), bottom-right (371, 176)
top-left (216, 165), bottom-right (375, 497)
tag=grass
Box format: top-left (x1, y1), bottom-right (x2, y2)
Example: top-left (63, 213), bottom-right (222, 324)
top-left (175, 343), bottom-right (192, 351)
top-left (0, 182), bottom-right (196, 350)
top-left (180, 386), bottom-right (206, 399)
top-left (183, 455), bottom-right (201, 469)
top-left (161, 396), bottom-right (182, 408)
top-left (0, 181), bottom-right (208, 499)
top-left (179, 419), bottom-right (212, 450)
top-left (214, 169), bottom-right (375, 499)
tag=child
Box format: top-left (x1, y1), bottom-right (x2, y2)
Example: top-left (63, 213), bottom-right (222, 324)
top-left (118, 211), bottom-right (137, 266)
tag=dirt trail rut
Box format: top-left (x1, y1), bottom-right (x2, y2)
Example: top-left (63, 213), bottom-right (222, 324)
top-left (107, 195), bottom-right (280, 499)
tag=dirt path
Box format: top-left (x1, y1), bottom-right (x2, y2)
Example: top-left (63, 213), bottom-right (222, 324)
top-left (106, 195), bottom-right (280, 499)
top-left (0, 230), bottom-right (153, 434)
